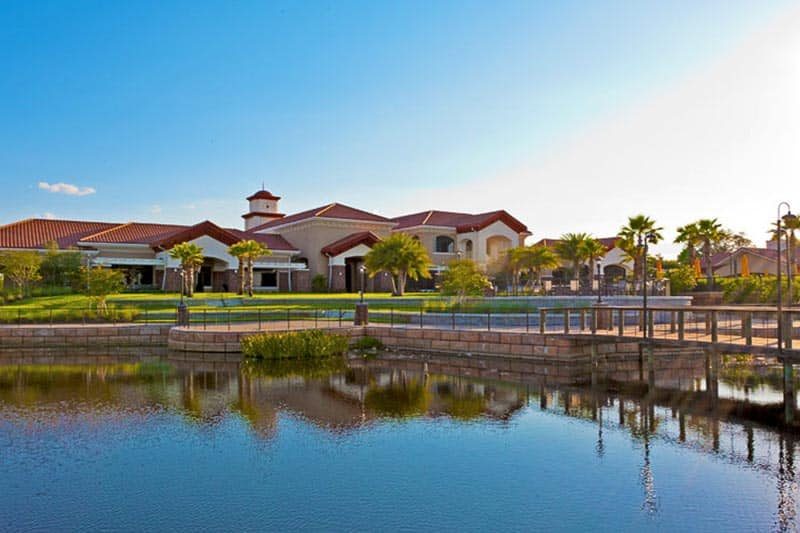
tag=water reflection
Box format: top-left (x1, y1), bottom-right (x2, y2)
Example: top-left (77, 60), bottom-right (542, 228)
top-left (1, 351), bottom-right (799, 530)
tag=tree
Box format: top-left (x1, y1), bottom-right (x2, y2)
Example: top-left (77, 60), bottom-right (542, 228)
top-left (39, 241), bottom-right (82, 288)
top-left (554, 233), bottom-right (591, 283)
top-left (617, 215), bottom-right (663, 285)
top-left (228, 240), bottom-right (271, 296)
top-left (579, 238), bottom-right (608, 276)
top-left (693, 218), bottom-right (725, 289)
top-left (79, 266), bottom-right (125, 314)
top-left (169, 243), bottom-right (204, 297)
top-left (519, 245), bottom-right (559, 291)
top-left (227, 241), bottom-right (249, 295)
top-left (0, 251), bottom-right (42, 297)
top-left (364, 233), bottom-right (431, 296)
top-left (674, 224), bottom-right (701, 264)
top-left (439, 259), bottom-right (491, 302)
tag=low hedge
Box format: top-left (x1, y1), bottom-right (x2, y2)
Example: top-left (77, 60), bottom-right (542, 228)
top-left (241, 329), bottom-right (350, 359)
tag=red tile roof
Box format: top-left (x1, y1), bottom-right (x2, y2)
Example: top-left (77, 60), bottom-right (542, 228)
top-left (249, 203), bottom-right (393, 232)
top-left (247, 190), bottom-right (281, 201)
top-left (81, 222), bottom-right (187, 244)
top-left (0, 219), bottom-right (119, 249)
top-left (392, 210), bottom-right (529, 234)
top-left (320, 231), bottom-right (381, 256)
top-left (228, 229), bottom-right (298, 252)
top-left (0, 218), bottom-right (299, 253)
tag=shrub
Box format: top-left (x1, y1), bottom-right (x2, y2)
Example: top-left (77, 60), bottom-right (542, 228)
top-left (667, 265), bottom-right (697, 294)
top-left (241, 329), bottom-right (350, 359)
top-left (352, 336), bottom-right (384, 352)
top-left (311, 274), bottom-right (328, 292)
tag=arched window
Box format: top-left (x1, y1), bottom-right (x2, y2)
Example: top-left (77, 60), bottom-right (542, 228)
top-left (435, 236), bottom-right (455, 253)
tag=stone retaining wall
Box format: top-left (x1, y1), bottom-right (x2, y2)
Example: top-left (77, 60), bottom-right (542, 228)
top-left (167, 325), bottom-right (656, 360)
top-left (0, 324), bottom-right (172, 349)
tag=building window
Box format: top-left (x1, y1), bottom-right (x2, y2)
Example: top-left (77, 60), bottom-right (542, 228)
top-left (435, 236), bottom-right (455, 253)
top-left (259, 270), bottom-right (278, 288)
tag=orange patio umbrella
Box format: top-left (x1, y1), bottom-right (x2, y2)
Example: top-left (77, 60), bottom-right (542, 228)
top-left (693, 257), bottom-right (702, 277)
top-left (740, 254), bottom-right (750, 277)
top-left (655, 258), bottom-right (663, 280)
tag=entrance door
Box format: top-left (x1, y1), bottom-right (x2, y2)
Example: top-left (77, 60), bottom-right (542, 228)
top-left (196, 265), bottom-right (212, 292)
top-left (344, 257), bottom-right (363, 293)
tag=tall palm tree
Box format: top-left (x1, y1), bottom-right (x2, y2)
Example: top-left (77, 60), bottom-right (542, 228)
top-left (169, 242), bottom-right (204, 297)
top-left (227, 241), bottom-right (249, 295)
top-left (579, 238), bottom-right (608, 288)
top-left (674, 223), bottom-right (701, 264)
top-left (693, 218), bottom-right (725, 289)
top-left (555, 233), bottom-right (591, 284)
top-left (241, 240), bottom-right (271, 297)
top-left (617, 215), bottom-right (663, 286)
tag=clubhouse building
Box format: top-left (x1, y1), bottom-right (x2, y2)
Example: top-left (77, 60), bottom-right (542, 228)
top-left (0, 189), bottom-right (530, 293)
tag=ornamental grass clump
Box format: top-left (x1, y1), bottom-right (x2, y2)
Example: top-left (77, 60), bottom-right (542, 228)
top-left (242, 329), bottom-right (350, 359)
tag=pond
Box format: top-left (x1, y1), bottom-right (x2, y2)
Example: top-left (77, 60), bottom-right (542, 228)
top-left (0, 350), bottom-right (797, 532)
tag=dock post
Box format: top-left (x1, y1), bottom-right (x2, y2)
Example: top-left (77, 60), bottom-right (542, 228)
top-left (579, 309), bottom-right (586, 332)
top-left (647, 309), bottom-right (654, 339)
top-left (784, 360), bottom-right (795, 425)
top-left (563, 309), bottom-right (569, 334)
top-left (785, 311), bottom-right (793, 350)
top-left (646, 343), bottom-right (655, 389)
top-left (710, 310), bottom-right (718, 343)
top-left (618, 309), bottom-right (624, 337)
top-left (539, 309), bottom-right (546, 334)
top-left (590, 308), bottom-right (597, 335)
top-left (678, 310), bottom-right (685, 341)
top-left (744, 311), bottom-right (753, 346)
top-left (669, 311), bottom-right (676, 333)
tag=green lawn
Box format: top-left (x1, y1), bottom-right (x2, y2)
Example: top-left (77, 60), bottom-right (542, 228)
top-left (0, 290), bottom-right (569, 323)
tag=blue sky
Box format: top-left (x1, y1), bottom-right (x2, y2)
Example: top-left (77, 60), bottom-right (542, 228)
top-left (0, 1), bottom-right (795, 252)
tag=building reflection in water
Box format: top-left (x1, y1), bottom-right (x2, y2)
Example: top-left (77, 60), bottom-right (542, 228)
top-left (0, 350), bottom-right (799, 530)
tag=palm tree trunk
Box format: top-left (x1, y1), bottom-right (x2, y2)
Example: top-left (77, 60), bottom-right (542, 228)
top-left (248, 258), bottom-right (254, 297)
top-left (238, 257), bottom-right (245, 295)
top-left (704, 241), bottom-right (713, 290)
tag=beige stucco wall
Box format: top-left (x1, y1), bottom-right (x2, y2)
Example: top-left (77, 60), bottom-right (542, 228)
top-left (262, 218), bottom-right (395, 278)
top-left (714, 253), bottom-right (776, 277)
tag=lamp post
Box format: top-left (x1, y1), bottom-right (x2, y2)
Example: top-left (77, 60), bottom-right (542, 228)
top-left (359, 265), bottom-right (366, 303)
top-left (638, 231), bottom-right (657, 339)
top-left (777, 202), bottom-right (796, 353)
top-left (596, 259), bottom-right (603, 304)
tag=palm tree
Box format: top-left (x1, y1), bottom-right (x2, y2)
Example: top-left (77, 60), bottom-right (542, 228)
top-left (241, 240), bottom-right (271, 296)
top-left (554, 233), bottom-right (591, 284)
top-left (693, 218), bottom-right (725, 289)
top-left (579, 238), bottom-right (608, 288)
top-left (617, 215), bottom-right (663, 286)
top-left (521, 245), bottom-right (559, 292)
top-left (169, 242), bottom-right (204, 297)
top-left (364, 233), bottom-right (431, 296)
top-left (674, 223), bottom-right (701, 264)
top-left (227, 241), bottom-right (249, 295)
top-left (228, 240), bottom-right (271, 296)
top-left (506, 247), bottom-right (527, 295)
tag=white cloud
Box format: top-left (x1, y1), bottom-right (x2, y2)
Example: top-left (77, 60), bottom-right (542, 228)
top-left (42, 212), bottom-right (56, 220)
top-left (150, 204), bottom-right (163, 215)
top-left (38, 181), bottom-right (96, 196)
